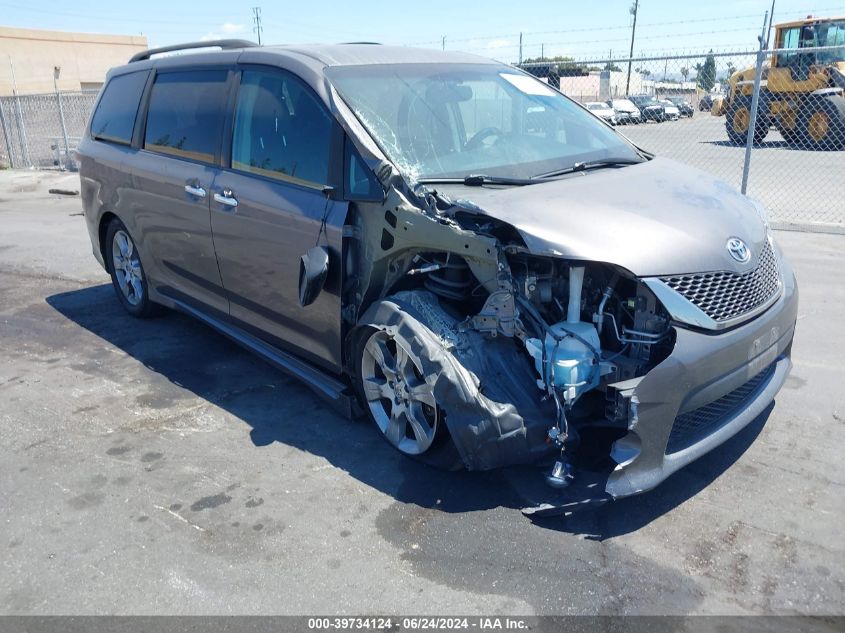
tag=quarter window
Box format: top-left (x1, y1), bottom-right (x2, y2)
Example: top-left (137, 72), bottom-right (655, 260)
top-left (143, 70), bottom-right (229, 163)
top-left (344, 137), bottom-right (383, 200)
top-left (90, 71), bottom-right (148, 144)
top-left (232, 69), bottom-right (332, 186)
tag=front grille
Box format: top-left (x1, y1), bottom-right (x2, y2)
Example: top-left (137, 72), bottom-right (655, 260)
top-left (661, 240), bottom-right (780, 324)
top-left (666, 363), bottom-right (776, 454)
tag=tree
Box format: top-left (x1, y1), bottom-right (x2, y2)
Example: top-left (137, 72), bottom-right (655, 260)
top-left (725, 62), bottom-right (737, 78)
top-left (604, 61), bottom-right (622, 72)
top-left (695, 51), bottom-right (717, 91)
top-left (680, 67), bottom-right (689, 82)
top-left (636, 67), bottom-right (652, 78)
top-left (521, 55), bottom-right (589, 77)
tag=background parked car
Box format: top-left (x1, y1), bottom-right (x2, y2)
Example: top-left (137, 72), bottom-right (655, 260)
top-left (659, 99), bottom-right (681, 120)
top-left (628, 95), bottom-right (666, 122)
top-left (665, 95), bottom-right (694, 117)
top-left (585, 101), bottom-right (618, 125)
top-left (614, 110), bottom-right (632, 125)
top-left (699, 94), bottom-right (715, 111)
top-left (609, 98), bottom-right (642, 124)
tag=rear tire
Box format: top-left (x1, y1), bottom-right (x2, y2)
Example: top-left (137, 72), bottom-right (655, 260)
top-left (725, 96), bottom-right (769, 145)
top-left (797, 94), bottom-right (845, 150)
top-left (105, 218), bottom-right (161, 318)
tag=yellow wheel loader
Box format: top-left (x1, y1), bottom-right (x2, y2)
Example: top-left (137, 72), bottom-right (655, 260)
top-left (712, 16), bottom-right (845, 149)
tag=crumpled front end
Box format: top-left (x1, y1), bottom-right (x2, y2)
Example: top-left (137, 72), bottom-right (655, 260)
top-left (341, 154), bottom-right (797, 499)
top-left (605, 244), bottom-right (798, 498)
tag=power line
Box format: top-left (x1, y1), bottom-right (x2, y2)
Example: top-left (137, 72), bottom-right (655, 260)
top-left (401, 6), bottom-right (845, 47)
top-left (455, 25), bottom-right (765, 54)
top-left (0, 1), bottom-right (842, 49)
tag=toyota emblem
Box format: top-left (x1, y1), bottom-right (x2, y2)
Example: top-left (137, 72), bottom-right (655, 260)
top-left (726, 237), bottom-right (751, 263)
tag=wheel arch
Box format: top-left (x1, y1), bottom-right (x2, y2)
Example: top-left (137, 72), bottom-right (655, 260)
top-left (338, 187), bottom-right (505, 374)
top-left (97, 211), bottom-right (119, 269)
top-left (350, 291), bottom-right (554, 471)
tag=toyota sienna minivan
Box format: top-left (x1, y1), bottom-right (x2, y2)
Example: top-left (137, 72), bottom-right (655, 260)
top-left (78, 40), bottom-right (797, 500)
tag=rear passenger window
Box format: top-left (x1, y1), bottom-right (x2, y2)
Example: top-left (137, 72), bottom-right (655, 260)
top-left (232, 69), bottom-right (333, 186)
top-left (90, 71), bottom-right (148, 144)
top-left (143, 70), bottom-right (229, 163)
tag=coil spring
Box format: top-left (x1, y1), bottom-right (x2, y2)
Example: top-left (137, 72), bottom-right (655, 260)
top-left (424, 254), bottom-right (472, 301)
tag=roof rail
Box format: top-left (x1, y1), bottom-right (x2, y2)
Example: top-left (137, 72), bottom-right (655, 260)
top-left (129, 39), bottom-right (258, 63)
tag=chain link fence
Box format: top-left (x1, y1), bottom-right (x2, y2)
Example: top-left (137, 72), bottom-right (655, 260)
top-left (0, 90), bottom-right (98, 171)
top-left (1, 48), bottom-right (843, 232)
top-left (521, 45), bottom-right (845, 233)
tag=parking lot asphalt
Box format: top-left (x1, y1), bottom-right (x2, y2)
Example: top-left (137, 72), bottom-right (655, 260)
top-left (1, 170), bottom-right (843, 615)
top-left (617, 114), bottom-right (845, 229)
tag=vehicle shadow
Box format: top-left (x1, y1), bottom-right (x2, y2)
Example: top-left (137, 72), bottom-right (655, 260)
top-left (704, 138), bottom-right (831, 151)
top-left (47, 283), bottom-right (772, 539)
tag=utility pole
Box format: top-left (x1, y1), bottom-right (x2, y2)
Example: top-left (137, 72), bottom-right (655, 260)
top-left (766, 0), bottom-right (776, 47)
top-left (442, 35), bottom-right (446, 51)
top-left (252, 7), bottom-right (263, 45)
top-left (519, 32), bottom-right (523, 65)
top-left (541, 43), bottom-right (544, 61)
top-left (625, 0), bottom-right (639, 95)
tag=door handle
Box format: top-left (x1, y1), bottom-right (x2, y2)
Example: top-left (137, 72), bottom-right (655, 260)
top-left (213, 190), bottom-right (239, 209)
top-left (184, 184), bottom-right (207, 198)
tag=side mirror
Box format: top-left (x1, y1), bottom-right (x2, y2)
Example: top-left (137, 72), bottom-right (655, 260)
top-left (298, 246), bottom-right (329, 307)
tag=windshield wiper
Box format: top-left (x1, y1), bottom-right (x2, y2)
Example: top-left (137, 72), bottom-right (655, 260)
top-left (533, 158), bottom-right (645, 180)
top-left (417, 174), bottom-right (534, 187)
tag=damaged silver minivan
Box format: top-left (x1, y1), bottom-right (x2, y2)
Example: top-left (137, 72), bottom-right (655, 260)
top-left (78, 41), bottom-right (797, 500)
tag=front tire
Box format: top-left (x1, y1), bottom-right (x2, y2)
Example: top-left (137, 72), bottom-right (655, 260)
top-left (105, 218), bottom-right (160, 318)
top-left (354, 297), bottom-right (464, 470)
top-left (725, 96), bottom-right (769, 145)
top-left (358, 327), bottom-right (440, 456)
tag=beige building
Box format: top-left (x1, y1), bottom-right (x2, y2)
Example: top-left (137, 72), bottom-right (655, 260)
top-left (0, 26), bottom-right (147, 96)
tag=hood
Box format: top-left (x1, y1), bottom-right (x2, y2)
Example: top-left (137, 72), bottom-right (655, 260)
top-left (440, 157), bottom-right (768, 277)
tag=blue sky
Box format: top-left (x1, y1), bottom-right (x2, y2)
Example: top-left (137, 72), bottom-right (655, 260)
top-left (2, 0), bottom-right (844, 61)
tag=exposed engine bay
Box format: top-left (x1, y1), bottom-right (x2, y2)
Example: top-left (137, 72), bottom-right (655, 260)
top-left (344, 186), bottom-right (676, 490)
top-left (410, 250), bottom-right (674, 484)
top-left (404, 250), bottom-right (675, 411)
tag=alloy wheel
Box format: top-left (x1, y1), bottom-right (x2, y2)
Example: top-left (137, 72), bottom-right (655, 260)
top-left (111, 229), bottom-right (144, 307)
top-left (360, 329), bottom-right (439, 455)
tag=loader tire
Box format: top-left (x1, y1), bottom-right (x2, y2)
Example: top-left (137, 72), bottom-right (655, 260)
top-left (797, 94), bottom-right (845, 150)
top-left (725, 96), bottom-right (770, 145)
